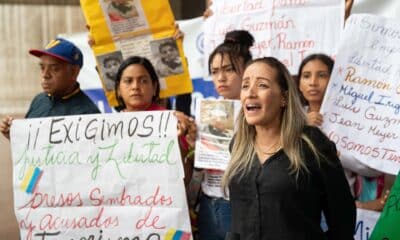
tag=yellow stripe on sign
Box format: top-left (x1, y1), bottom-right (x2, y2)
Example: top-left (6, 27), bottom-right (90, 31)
top-left (164, 228), bottom-right (176, 240)
top-left (20, 166), bottom-right (35, 191)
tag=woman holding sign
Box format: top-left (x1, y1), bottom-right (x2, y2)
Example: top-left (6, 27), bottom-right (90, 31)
top-left (191, 30), bottom-right (254, 240)
top-left (297, 53), bottom-right (392, 212)
top-left (114, 56), bottom-right (196, 185)
top-left (222, 57), bottom-right (355, 240)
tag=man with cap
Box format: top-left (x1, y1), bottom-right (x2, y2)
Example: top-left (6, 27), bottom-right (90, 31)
top-left (0, 38), bottom-right (100, 139)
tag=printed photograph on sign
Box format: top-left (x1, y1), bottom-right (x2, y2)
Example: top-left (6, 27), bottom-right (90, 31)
top-left (107, 0), bottom-right (139, 22)
top-left (100, 0), bottom-right (149, 35)
top-left (97, 50), bottom-right (123, 91)
top-left (199, 100), bottom-right (234, 151)
top-left (194, 99), bottom-right (240, 170)
top-left (150, 38), bottom-right (184, 78)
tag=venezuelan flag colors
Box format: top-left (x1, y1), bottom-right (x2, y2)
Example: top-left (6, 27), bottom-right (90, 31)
top-left (164, 229), bottom-right (191, 240)
top-left (20, 166), bottom-right (43, 193)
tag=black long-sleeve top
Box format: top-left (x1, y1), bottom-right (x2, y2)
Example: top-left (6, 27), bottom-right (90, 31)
top-left (227, 126), bottom-right (356, 240)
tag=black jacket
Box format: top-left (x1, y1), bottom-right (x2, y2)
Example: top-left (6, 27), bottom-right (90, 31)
top-left (227, 126), bottom-right (355, 240)
top-left (25, 90), bottom-right (100, 118)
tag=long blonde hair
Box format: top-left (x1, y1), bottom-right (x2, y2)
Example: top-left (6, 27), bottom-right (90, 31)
top-left (222, 57), bottom-right (320, 190)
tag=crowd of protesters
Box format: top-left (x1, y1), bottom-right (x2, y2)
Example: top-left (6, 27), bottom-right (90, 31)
top-left (0, 0), bottom-right (395, 240)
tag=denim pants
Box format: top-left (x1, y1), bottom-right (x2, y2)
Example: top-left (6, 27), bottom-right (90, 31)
top-left (198, 194), bottom-right (231, 240)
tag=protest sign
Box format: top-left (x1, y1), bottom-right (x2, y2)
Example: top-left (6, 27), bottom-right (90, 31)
top-left (80, 0), bottom-right (193, 106)
top-left (204, 0), bottom-right (344, 74)
top-left (194, 99), bottom-right (240, 170)
top-left (354, 209), bottom-right (380, 240)
top-left (320, 14), bottom-right (400, 175)
top-left (370, 172), bottom-right (400, 239)
top-left (10, 111), bottom-right (192, 240)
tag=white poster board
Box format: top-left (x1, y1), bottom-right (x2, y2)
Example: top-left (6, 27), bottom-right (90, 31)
top-left (354, 209), bottom-right (380, 240)
top-left (10, 111), bottom-right (192, 240)
top-left (204, 0), bottom-right (344, 74)
top-left (320, 14), bottom-right (400, 175)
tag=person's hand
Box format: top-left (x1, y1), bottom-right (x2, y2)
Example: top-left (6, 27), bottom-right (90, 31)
top-left (203, 0), bottom-right (213, 19)
top-left (185, 118), bottom-right (197, 148)
top-left (203, 8), bottom-right (213, 19)
top-left (88, 35), bottom-right (95, 47)
top-left (0, 116), bottom-right (13, 140)
top-left (174, 111), bottom-right (197, 148)
top-left (355, 190), bottom-right (390, 211)
top-left (85, 24), bottom-right (96, 47)
top-left (379, 189), bottom-right (390, 206)
top-left (306, 111), bottom-right (323, 126)
top-left (173, 24), bottom-right (184, 40)
top-left (345, 0), bottom-right (354, 20)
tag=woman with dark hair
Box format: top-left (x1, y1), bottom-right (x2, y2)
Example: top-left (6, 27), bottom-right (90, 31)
top-left (297, 53), bottom-right (392, 212)
top-left (193, 30), bottom-right (254, 240)
top-left (223, 57), bottom-right (355, 240)
top-left (115, 56), bottom-right (196, 185)
top-left (114, 56), bottom-right (161, 111)
top-left (208, 30), bottom-right (254, 100)
top-left (297, 53), bottom-right (334, 126)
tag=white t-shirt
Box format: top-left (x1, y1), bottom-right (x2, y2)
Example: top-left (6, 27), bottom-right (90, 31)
top-left (201, 169), bottom-right (226, 199)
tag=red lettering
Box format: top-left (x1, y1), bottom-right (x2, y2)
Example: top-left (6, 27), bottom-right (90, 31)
top-left (39, 206), bottom-right (119, 231)
top-left (89, 187), bottom-right (103, 206)
top-left (135, 206), bottom-right (165, 230)
top-left (18, 192), bottom-right (82, 210)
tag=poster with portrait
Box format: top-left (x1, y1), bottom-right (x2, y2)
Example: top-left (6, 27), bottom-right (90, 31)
top-left (194, 99), bottom-right (241, 170)
top-left (80, 0), bottom-right (193, 107)
top-left (10, 111), bottom-right (192, 240)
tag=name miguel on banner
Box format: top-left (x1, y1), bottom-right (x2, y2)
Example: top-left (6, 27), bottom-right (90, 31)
top-left (320, 14), bottom-right (400, 175)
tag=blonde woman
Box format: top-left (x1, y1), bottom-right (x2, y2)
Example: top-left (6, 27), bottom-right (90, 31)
top-left (223, 57), bottom-right (355, 240)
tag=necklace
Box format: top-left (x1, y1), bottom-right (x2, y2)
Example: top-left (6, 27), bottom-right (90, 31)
top-left (255, 140), bottom-right (282, 156)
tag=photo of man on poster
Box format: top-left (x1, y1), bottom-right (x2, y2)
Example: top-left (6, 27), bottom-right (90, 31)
top-left (151, 38), bottom-right (184, 78)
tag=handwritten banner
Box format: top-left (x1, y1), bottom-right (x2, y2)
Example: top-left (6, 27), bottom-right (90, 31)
top-left (10, 111), bottom-right (192, 240)
top-left (354, 209), bottom-right (380, 240)
top-left (80, 0), bottom-right (193, 106)
top-left (204, 0), bottom-right (344, 74)
top-left (320, 14), bottom-right (400, 175)
top-left (194, 99), bottom-right (240, 170)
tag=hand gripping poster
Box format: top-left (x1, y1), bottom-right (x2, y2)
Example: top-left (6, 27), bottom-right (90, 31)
top-left (10, 111), bottom-right (192, 240)
top-left (80, 0), bottom-right (193, 107)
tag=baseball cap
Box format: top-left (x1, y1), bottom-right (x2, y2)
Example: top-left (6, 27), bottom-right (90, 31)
top-left (29, 38), bottom-right (83, 68)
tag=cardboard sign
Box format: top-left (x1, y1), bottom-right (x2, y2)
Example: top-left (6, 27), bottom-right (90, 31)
top-left (370, 172), bottom-right (400, 239)
top-left (80, 0), bottom-right (193, 106)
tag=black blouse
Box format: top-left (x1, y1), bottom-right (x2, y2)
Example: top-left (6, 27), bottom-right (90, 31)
top-left (227, 126), bottom-right (356, 240)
